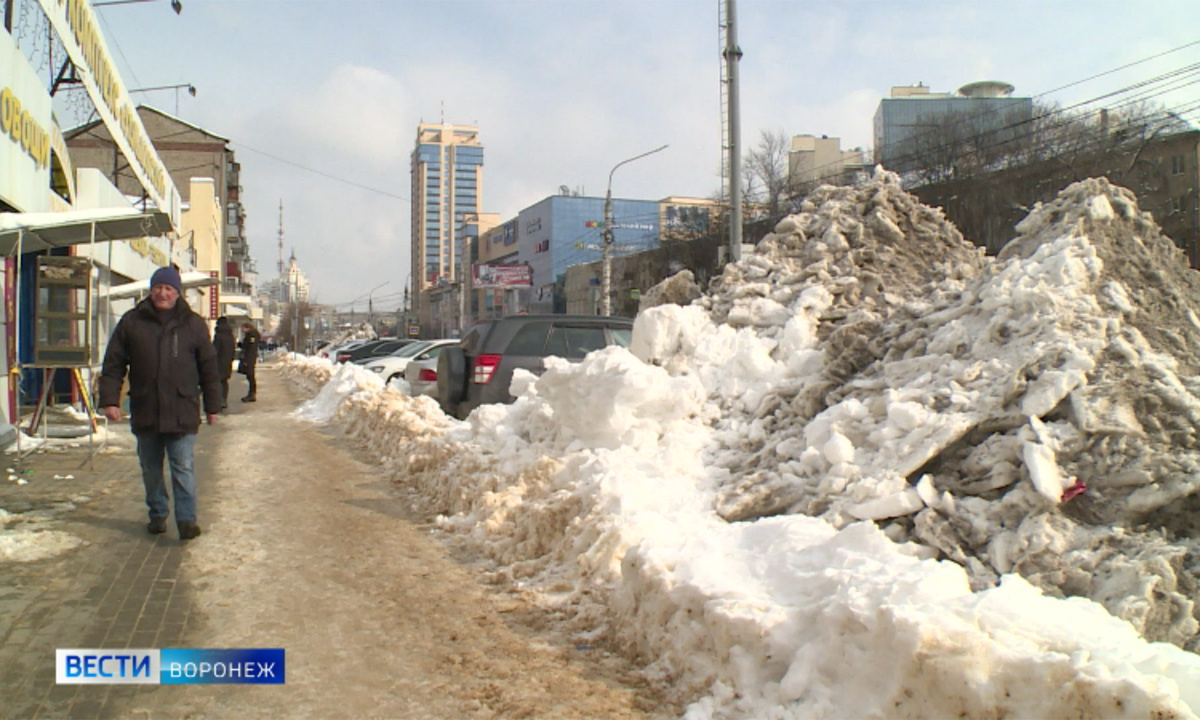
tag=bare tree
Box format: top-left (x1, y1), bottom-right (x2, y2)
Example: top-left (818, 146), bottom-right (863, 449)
top-left (905, 101), bottom-right (1197, 258)
top-left (744, 128), bottom-right (791, 220)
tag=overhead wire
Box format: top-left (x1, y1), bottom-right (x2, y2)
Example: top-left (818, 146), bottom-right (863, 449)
top-left (790, 41), bottom-right (1200, 191)
top-left (230, 142), bottom-right (409, 201)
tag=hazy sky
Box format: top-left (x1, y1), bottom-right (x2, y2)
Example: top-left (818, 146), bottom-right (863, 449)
top-left (78, 0), bottom-right (1200, 310)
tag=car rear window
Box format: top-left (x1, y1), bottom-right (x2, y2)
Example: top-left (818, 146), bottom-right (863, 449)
top-left (461, 323), bottom-right (489, 354)
top-left (546, 325), bottom-right (608, 359)
top-left (504, 322), bottom-right (552, 356)
top-left (373, 341), bottom-right (408, 355)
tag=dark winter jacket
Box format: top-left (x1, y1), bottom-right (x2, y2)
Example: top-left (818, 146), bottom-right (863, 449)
top-left (213, 318), bottom-right (235, 380)
top-left (99, 297), bottom-right (222, 434)
top-left (238, 326), bottom-right (261, 367)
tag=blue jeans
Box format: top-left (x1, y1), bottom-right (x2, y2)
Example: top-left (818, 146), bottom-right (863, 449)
top-left (135, 431), bottom-right (198, 524)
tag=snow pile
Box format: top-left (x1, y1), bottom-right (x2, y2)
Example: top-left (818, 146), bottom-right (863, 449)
top-left (638, 173), bottom-right (1200, 652)
top-left (0, 506), bottom-right (87, 563)
top-left (318, 321), bottom-right (377, 353)
top-left (284, 170), bottom-right (1200, 719)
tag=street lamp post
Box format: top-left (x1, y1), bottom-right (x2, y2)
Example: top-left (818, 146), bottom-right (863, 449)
top-left (127, 83), bottom-right (196, 115)
top-left (367, 281), bottom-right (389, 328)
top-left (93, 0), bottom-right (183, 13)
top-left (601, 144), bottom-right (668, 316)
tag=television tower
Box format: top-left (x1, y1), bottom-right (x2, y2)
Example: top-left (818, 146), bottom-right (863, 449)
top-left (277, 200), bottom-right (285, 278)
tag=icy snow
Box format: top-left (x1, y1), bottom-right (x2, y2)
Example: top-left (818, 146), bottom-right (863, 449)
top-left (0, 506), bottom-right (87, 563)
top-left (290, 170), bottom-right (1200, 717)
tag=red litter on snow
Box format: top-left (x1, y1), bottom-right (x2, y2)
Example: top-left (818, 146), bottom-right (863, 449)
top-left (1062, 479), bottom-right (1087, 501)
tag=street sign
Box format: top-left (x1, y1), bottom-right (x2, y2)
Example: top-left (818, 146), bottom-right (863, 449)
top-left (408, 324), bottom-right (420, 337)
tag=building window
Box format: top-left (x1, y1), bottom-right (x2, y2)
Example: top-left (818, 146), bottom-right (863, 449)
top-left (1171, 155), bottom-right (1187, 175)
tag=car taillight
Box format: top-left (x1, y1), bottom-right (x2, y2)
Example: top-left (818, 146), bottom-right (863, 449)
top-left (417, 368), bottom-right (437, 382)
top-left (337, 353), bottom-right (351, 362)
top-left (473, 354), bottom-right (502, 384)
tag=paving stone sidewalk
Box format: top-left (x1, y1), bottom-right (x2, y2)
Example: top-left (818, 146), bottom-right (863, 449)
top-left (0, 417), bottom-right (214, 719)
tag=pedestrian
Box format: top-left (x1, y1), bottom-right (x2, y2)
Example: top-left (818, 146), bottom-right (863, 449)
top-left (99, 266), bottom-right (221, 540)
top-left (212, 316), bottom-right (235, 410)
top-left (238, 321), bottom-right (261, 402)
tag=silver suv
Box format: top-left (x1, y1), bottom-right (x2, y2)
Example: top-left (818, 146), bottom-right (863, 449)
top-left (436, 315), bottom-right (634, 419)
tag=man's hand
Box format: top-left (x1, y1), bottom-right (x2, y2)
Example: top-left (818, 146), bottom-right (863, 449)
top-left (101, 406), bottom-right (122, 422)
top-left (206, 414), bottom-right (218, 425)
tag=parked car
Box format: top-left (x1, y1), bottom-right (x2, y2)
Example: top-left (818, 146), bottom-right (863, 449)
top-left (320, 338), bottom-right (367, 361)
top-left (403, 342), bottom-right (461, 397)
top-left (316, 338), bottom-right (357, 360)
top-left (363, 339), bottom-right (458, 383)
top-left (436, 315), bottom-right (634, 419)
top-left (347, 338), bottom-right (419, 365)
top-left (337, 338), bottom-right (412, 364)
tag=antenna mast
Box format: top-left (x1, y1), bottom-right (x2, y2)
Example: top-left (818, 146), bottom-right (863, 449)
top-left (277, 200), bottom-right (285, 277)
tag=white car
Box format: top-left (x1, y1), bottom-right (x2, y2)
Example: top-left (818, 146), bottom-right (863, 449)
top-left (403, 350), bottom-right (444, 398)
top-left (363, 339), bottom-right (458, 384)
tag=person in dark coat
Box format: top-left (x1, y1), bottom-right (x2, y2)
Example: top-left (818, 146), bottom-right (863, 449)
top-left (99, 266), bottom-right (221, 540)
top-left (212, 316), bottom-right (235, 410)
top-left (238, 322), bottom-right (261, 402)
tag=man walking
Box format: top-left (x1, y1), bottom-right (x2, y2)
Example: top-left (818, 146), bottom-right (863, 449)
top-left (238, 321), bottom-right (261, 402)
top-left (99, 266), bottom-right (221, 540)
top-left (212, 316), bottom-right (235, 410)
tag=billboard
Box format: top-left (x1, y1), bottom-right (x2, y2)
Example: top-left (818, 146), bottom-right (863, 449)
top-left (473, 263), bottom-right (531, 288)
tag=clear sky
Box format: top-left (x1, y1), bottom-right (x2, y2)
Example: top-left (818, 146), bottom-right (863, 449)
top-left (77, 0), bottom-right (1200, 310)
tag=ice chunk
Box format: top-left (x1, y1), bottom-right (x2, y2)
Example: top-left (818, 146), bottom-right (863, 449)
top-left (1021, 439), bottom-right (1072, 503)
top-left (822, 432), bottom-right (854, 465)
top-left (847, 487), bottom-right (923, 520)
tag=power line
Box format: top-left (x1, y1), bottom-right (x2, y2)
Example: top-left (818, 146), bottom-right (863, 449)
top-left (790, 40), bottom-right (1200, 191)
top-left (230, 142), bottom-right (409, 201)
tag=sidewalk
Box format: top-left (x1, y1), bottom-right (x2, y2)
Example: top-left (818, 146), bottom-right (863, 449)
top-left (0, 407), bottom-right (206, 718)
top-left (0, 365), bottom-right (666, 720)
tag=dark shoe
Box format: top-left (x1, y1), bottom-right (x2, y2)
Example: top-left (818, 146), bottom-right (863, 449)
top-left (147, 517), bottom-right (168, 535)
top-left (241, 396), bottom-right (256, 402)
top-left (178, 521), bottom-right (202, 540)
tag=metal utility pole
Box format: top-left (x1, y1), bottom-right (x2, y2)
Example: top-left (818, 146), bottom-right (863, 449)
top-left (367, 281), bottom-right (389, 328)
top-left (723, 0), bottom-right (744, 261)
top-left (601, 144), bottom-right (668, 316)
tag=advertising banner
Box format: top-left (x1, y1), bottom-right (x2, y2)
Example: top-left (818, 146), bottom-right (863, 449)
top-left (209, 271), bottom-right (220, 320)
top-left (34, 0), bottom-right (181, 225)
top-left (472, 263), bottom-right (531, 288)
top-left (4, 256), bottom-right (16, 423)
top-left (0, 31), bottom-right (54, 212)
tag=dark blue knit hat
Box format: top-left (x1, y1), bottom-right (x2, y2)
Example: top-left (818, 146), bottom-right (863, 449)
top-left (150, 266), bottom-right (182, 293)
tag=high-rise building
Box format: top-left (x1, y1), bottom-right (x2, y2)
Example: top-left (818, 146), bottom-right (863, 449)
top-left (410, 123), bottom-right (483, 326)
top-left (873, 82), bottom-right (1033, 173)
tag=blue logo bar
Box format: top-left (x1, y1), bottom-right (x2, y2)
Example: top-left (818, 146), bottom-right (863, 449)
top-left (56, 649), bottom-right (159, 684)
top-left (58, 648), bottom-right (285, 685)
top-left (160, 648), bottom-right (285, 684)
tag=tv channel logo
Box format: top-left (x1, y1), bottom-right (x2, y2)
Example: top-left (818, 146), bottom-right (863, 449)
top-left (57, 649), bottom-right (285, 685)
top-left (55, 650), bottom-right (158, 684)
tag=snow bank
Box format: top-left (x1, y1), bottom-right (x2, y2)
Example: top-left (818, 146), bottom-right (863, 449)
top-left (281, 169), bottom-right (1200, 719)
